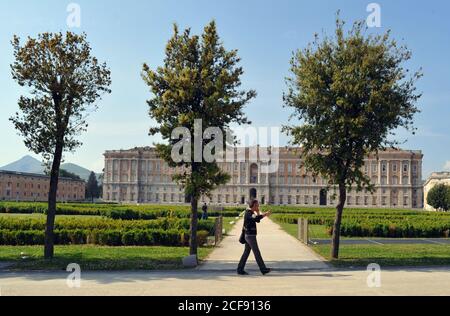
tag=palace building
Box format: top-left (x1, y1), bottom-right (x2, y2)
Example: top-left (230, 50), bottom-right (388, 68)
top-left (102, 147), bottom-right (423, 208)
top-left (0, 170), bottom-right (86, 202)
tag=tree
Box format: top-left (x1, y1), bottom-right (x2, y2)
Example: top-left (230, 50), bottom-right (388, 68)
top-left (58, 169), bottom-right (82, 181)
top-left (284, 16), bottom-right (422, 259)
top-left (97, 173), bottom-right (104, 199)
top-left (86, 171), bottom-right (100, 202)
top-left (142, 21), bottom-right (256, 259)
top-left (10, 32), bottom-right (111, 259)
top-left (427, 184), bottom-right (450, 211)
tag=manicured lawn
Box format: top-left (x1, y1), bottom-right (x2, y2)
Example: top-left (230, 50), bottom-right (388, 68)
top-left (209, 214), bottom-right (241, 236)
top-left (274, 220), bottom-right (330, 239)
top-left (313, 244), bottom-right (450, 267)
top-left (274, 219), bottom-right (450, 267)
top-left (0, 245), bottom-right (214, 271)
top-left (222, 216), bottom-right (240, 235)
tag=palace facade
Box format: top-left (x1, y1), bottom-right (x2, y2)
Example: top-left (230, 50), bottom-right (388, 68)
top-left (0, 170), bottom-right (86, 202)
top-left (102, 147), bottom-right (424, 209)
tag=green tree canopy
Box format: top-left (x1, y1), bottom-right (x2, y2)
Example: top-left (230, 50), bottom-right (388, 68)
top-left (142, 21), bottom-right (256, 258)
top-left (58, 169), bottom-right (81, 181)
top-left (427, 183), bottom-right (450, 211)
top-left (284, 16), bottom-right (422, 258)
top-left (10, 32), bottom-right (111, 258)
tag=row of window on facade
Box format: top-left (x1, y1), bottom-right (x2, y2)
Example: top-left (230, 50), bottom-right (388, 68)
top-left (108, 160), bottom-right (172, 172)
top-left (106, 185), bottom-right (417, 198)
top-left (108, 160), bottom-right (258, 173)
top-left (365, 161), bottom-right (419, 174)
top-left (107, 159), bottom-right (419, 174)
top-left (3, 190), bottom-right (79, 199)
top-left (5, 182), bottom-right (47, 189)
top-left (3, 182), bottom-right (83, 192)
top-left (105, 172), bottom-right (419, 187)
top-left (105, 191), bottom-right (415, 207)
top-left (233, 194), bottom-right (416, 207)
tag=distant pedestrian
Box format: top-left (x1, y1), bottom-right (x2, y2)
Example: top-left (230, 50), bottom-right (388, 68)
top-left (237, 199), bottom-right (272, 276)
top-left (201, 203), bottom-right (208, 220)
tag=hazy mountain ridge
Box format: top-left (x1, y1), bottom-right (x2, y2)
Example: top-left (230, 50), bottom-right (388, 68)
top-left (0, 155), bottom-right (101, 182)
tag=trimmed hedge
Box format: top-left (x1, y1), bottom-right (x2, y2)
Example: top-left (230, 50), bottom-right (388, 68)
top-left (0, 214), bottom-right (217, 246)
top-left (0, 202), bottom-right (242, 219)
top-left (272, 212), bottom-right (450, 238)
top-left (0, 216), bottom-right (216, 232)
top-left (337, 220), bottom-right (450, 238)
top-left (0, 228), bottom-right (210, 246)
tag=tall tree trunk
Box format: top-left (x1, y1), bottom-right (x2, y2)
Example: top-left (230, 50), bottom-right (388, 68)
top-left (190, 195), bottom-right (199, 258)
top-left (44, 141), bottom-right (63, 259)
top-left (331, 183), bottom-right (347, 259)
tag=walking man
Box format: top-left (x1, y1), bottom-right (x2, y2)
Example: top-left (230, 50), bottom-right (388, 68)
top-left (201, 203), bottom-right (208, 220)
top-left (237, 199), bottom-right (272, 275)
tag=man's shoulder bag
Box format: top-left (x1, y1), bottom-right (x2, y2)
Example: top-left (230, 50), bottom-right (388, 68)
top-left (239, 227), bottom-right (246, 244)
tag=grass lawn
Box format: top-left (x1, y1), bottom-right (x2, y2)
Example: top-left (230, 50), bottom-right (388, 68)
top-left (273, 220), bottom-right (450, 267)
top-left (209, 215), bottom-right (241, 236)
top-left (222, 216), bottom-right (240, 235)
top-left (313, 244), bottom-right (450, 267)
top-left (274, 220), bottom-right (330, 239)
top-left (0, 245), bottom-right (214, 271)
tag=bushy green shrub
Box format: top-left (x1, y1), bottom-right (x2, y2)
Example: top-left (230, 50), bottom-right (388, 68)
top-left (0, 230), bottom-right (44, 245)
top-left (427, 183), bottom-right (450, 211)
top-left (332, 219), bottom-right (450, 238)
top-left (197, 230), bottom-right (210, 246)
top-left (0, 201), bottom-right (242, 219)
top-left (272, 210), bottom-right (450, 238)
top-left (0, 228), bottom-right (194, 246)
top-left (0, 216), bottom-right (216, 233)
top-left (0, 214), bottom-right (222, 246)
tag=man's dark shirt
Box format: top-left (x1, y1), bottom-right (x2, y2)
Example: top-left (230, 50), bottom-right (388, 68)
top-left (243, 209), bottom-right (264, 236)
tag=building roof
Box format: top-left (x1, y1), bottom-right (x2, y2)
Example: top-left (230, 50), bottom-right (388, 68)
top-left (0, 170), bottom-right (85, 183)
top-left (424, 172), bottom-right (450, 187)
top-left (104, 146), bottom-right (423, 160)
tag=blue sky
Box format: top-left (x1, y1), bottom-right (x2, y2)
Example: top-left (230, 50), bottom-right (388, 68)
top-left (0, 0), bottom-right (449, 178)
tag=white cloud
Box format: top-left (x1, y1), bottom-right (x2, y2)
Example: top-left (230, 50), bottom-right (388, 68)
top-left (444, 161), bottom-right (450, 171)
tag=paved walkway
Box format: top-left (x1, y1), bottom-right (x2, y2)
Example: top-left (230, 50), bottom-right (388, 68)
top-left (1, 268), bottom-right (450, 296)
top-left (199, 218), bottom-right (329, 272)
top-left (0, 219), bottom-right (449, 295)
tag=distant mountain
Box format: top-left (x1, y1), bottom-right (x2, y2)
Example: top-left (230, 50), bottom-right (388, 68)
top-left (0, 155), bottom-right (45, 174)
top-left (0, 156), bottom-right (102, 182)
top-left (60, 163), bottom-right (99, 182)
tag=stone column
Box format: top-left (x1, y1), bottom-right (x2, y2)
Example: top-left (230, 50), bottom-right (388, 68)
top-left (127, 159), bottom-right (132, 201)
top-left (246, 162), bottom-right (250, 185)
top-left (258, 163), bottom-right (261, 185)
top-left (378, 160), bottom-right (382, 185)
top-left (238, 162), bottom-right (241, 185)
top-left (387, 161), bottom-right (390, 185)
top-left (117, 159), bottom-right (121, 202)
top-left (378, 160), bottom-right (382, 207)
top-left (409, 160), bottom-right (412, 185)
